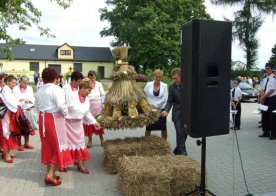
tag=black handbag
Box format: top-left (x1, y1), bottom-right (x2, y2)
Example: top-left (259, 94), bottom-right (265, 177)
top-left (0, 97), bottom-right (7, 119)
top-left (17, 108), bottom-right (33, 136)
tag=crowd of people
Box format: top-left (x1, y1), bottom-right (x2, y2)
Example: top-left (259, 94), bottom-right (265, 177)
top-left (230, 63), bottom-right (276, 140)
top-left (0, 63), bottom-right (275, 186)
top-left (257, 63), bottom-right (276, 140)
top-left (12, 65), bottom-right (276, 186)
top-left (237, 76), bottom-right (259, 88)
top-left (0, 68), bottom-right (106, 186)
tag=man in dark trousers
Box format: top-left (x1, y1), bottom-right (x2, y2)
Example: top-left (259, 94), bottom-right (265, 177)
top-left (161, 68), bottom-right (188, 155)
top-left (259, 63), bottom-right (276, 140)
top-left (33, 70), bottom-right (40, 85)
top-left (230, 79), bottom-right (242, 130)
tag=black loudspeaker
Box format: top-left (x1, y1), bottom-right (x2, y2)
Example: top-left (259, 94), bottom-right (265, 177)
top-left (181, 19), bottom-right (232, 138)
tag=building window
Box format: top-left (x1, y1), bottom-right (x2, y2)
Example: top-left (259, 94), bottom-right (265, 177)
top-left (30, 62), bottom-right (39, 71)
top-left (48, 64), bottom-right (61, 75)
top-left (60, 50), bottom-right (71, 55)
top-left (73, 63), bottom-right (82, 72)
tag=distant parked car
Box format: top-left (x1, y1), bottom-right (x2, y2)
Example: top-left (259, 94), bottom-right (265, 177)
top-left (135, 74), bottom-right (146, 82)
top-left (232, 81), bottom-right (259, 102)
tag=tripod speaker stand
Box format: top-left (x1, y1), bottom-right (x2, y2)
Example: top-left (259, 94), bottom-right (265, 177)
top-left (184, 137), bottom-right (216, 196)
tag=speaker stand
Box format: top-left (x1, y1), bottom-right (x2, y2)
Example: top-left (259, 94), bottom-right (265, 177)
top-left (184, 137), bottom-right (216, 196)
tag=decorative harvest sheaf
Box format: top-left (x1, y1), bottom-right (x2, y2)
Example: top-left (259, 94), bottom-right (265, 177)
top-left (111, 71), bottom-right (135, 81)
top-left (97, 110), bottom-right (161, 130)
top-left (100, 46), bottom-right (160, 130)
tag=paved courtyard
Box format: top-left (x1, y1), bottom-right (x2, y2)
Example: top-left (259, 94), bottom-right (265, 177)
top-left (0, 102), bottom-right (276, 196)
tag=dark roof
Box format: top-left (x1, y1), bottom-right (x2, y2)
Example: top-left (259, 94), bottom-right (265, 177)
top-left (0, 43), bottom-right (113, 62)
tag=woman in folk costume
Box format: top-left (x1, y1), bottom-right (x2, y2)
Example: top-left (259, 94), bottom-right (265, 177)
top-left (84, 70), bottom-right (105, 148)
top-left (63, 71), bottom-right (84, 104)
top-left (61, 71), bottom-right (83, 172)
top-left (0, 73), bottom-right (6, 90)
top-left (0, 73), bottom-right (7, 153)
top-left (0, 75), bottom-right (21, 163)
top-left (65, 79), bottom-right (100, 174)
top-left (34, 68), bottom-right (73, 186)
top-left (13, 76), bottom-right (36, 150)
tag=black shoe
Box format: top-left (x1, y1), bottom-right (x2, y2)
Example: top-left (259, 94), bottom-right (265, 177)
top-left (173, 147), bottom-right (179, 155)
top-left (230, 127), bottom-right (234, 130)
top-left (269, 136), bottom-right (276, 140)
top-left (258, 125), bottom-right (262, 128)
top-left (259, 134), bottom-right (270, 137)
top-left (173, 147), bottom-right (187, 156)
top-left (234, 127), bottom-right (240, 130)
top-left (258, 121), bottom-right (262, 124)
top-left (181, 151), bottom-right (188, 156)
top-left (174, 151), bottom-right (187, 156)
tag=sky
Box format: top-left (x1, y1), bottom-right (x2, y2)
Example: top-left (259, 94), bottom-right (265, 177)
top-left (7, 0), bottom-right (276, 69)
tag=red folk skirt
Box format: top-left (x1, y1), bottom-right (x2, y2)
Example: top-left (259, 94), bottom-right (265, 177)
top-left (65, 118), bottom-right (90, 162)
top-left (83, 124), bottom-right (104, 136)
top-left (70, 148), bottom-right (90, 161)
top-left (0, 110), bottom-right (19, 151)
top-left (84, 99), bottom-right (105, 136)
top-left (38, 112), bottom-right (73, 169)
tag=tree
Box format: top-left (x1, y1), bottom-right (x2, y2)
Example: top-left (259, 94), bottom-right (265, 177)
top-left (99, 0), bottom-right (210, 71)
top-left (268, 44), bottom-right (276, 66)
top-left (0, 0), bottom-right (72, 58)
top-left (211, 0), bottom-right (276, 70)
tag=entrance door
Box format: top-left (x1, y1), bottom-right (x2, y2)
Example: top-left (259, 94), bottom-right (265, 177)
top-left (48, 64), bottom-right (61, 75)
top-left (98, 66), bottom-right (104, 79)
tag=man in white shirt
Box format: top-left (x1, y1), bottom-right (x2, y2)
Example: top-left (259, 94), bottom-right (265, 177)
top-left (230, 79), bottom-right (242, 130)
top-left (259, 63), bottom-right (276, 139)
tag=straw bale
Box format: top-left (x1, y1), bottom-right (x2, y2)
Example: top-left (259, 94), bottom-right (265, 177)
top-left (117, 156), bottom-right (172, 196)
top-left (158, 155), bottom-right (201, 196)
top-left (117, 155), bottom-right (202, 196)
top-left (103, 136), bottom-right (171, 173)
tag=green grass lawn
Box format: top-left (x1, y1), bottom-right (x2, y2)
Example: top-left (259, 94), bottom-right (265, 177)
top-left (135, 81), bottom-right (147, 89)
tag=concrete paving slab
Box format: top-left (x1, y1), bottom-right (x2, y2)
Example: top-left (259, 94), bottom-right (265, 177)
top-left (0, 102), bottom-right (276, 196)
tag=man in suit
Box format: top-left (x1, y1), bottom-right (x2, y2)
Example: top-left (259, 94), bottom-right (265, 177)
top-left (161, 68), bottom-right (188, 155)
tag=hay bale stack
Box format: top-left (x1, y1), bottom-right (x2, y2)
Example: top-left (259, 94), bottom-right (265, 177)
top-left (158, 155), bottom-right (201, 196)
top-left (117, 156), bottom-right (172, 196)
top-left (103, 135), bottom-right (171, 173)
top-left (117, 155), bottom-right (201, 196)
